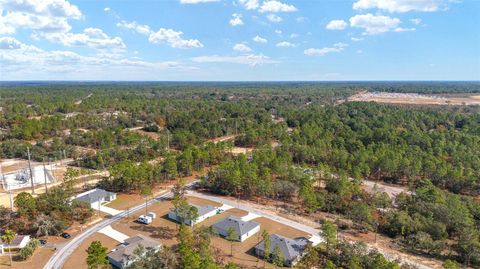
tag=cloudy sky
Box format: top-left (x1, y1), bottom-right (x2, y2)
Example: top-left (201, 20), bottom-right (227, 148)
top-left (0, 0), bottom-right (479, 81)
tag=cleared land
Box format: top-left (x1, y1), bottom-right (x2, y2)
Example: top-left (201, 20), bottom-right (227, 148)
top-left (110, 196), bottom-right (308, 268)
top-left (348, 92), bottom-right (480, 106)
top-left (62, 233), bottom-right (118, 269)
top-left (0, 248), bottom-right (55, 269)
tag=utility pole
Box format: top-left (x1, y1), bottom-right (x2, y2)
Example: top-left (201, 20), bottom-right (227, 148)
top-left (42, 158), bottom-right (48, 193)
top-left (27, 147), bottom-right (35, 194)
top-left (1, 163), bottom-right (13, 211)
top-left (52, 157), bottom-right (57, 182)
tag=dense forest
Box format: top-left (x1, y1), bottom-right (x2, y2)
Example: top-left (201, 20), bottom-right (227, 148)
top-left (1, 82), bottom-right (480, 267)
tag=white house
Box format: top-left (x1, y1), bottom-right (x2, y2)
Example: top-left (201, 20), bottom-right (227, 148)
top-left (74, 188), bottom-right (116, 209)
top-left (254, 234), bottom-right (312, 267)
top-left (213, 216), bottom-right (260, 242)
top-left (168, 204), bottom-right (218, 226)
top-left (0, 235), bottom-right (31, 254)
top-left (107, 234), bottom-right (160, 268)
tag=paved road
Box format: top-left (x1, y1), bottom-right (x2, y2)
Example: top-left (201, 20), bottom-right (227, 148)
top-left (43, 185), bottom-right (179, 269)
top-left (188, 191), bottom-right (433, 269)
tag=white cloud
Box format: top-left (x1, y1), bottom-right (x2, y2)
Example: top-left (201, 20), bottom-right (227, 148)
top-left (238, 0), bottom-right (259, 10)
top-left (40, 28), bottom-right (126, 49)
top-left (266, 14), bottom-right (282, 22)
top-left (0, 0), bottom-right (82, 34)
top-left (179, 0), bottom-right (220, 3)
top-left (0, 37), bottom-right (191, 79)
top-left (357, 49), bottom-right (363, 54)
top-left (326, 20), bottom-right (348, 30)
top-left (233, 43), bottom-right (252, 53)
top-left (276, 41), bottom-right (295, 47)
top-left (304, 43), bottom-right (348, 56)
top-left (259, 0), bottom-right (297, 13)
top-left (229, 13), bottom-right (244, 26)
top-left (349, 13), bottom-right (401, 35)
top-left (289, 33), bottom-right (299, 38)
top-left (275, 29), bottom-right (282, 34)
top-left (394, 27), bottom-right (416, 32)
top-left (0, 36), bottom-right (22, 49)
top-left (410, 18), bottom-right (422, 25)
top-left (353, 0), bottom-right (448, 13)
top-left (192, 54), bottom-right (279, 66)
top-left (117, 20), bottom-right (152, 35)
top-left (253, 35), bottom-right (268, 43)
top-left (148, 28), bottom-right (203, 48)
top-left (104, 7), bottom-right (111, 12)
top-left (351, 37), bottom-right (364, 42)
top-left (296, 16), bottom-right (306, 22)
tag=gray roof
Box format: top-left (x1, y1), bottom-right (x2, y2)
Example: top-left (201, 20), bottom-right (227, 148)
top-left (75, 188), bottom-right (114, 204)
top-left (193, 204), bottom-right (216, 216)
top-left (254, 234), bottom-right (310, 262)
top-left (0, 235), bottom-right (29, 247)
top-left (213, 216), bottom-right (259, 237)
top-left (107, 234), bottom-right (160, 264)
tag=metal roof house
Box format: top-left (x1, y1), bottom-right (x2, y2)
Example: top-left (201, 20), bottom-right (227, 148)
top-left (254, 234), bottom-right (311, 267)
top-left (74, 188), bottom-right (116, 208)
top-left (168, 204), bottom-right (218, 226)
top-left (213, 216), bottom-right (260, 242)
top-left (107, 234), bottom-right (160, 269)
top-left (0, 235), bottom-right (31, 254)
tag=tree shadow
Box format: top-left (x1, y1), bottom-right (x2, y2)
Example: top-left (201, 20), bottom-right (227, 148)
top-left (129, 224), bottom-right (176, 240)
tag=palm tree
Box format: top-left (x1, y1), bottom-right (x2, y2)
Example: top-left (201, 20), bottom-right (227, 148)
top-left (33, 214), bottom-right (56, 239)
top-left (1, 229), bottom-right (15, 266)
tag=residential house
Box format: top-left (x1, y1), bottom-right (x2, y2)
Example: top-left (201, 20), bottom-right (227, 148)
top-left (107, 234), bottom-right (160, 269)
top-left (254, 234), bottom-right (311, 267)
top-left (168, 204), bottom-right (217, 226)
top-left (213, 216), bottom-right (260, 242)
top-left (0, 235), bottom-right (31, 254)
top-left (74, 188), bottom-right (116, 209)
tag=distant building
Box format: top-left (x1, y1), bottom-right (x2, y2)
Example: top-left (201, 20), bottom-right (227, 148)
top-left (168, 204), bottom-right (217, 226)
top-left (213, 216), bottom-right (260, 242)
top-left (254, 234), bottom-right (311, 267)
top-left (0, 235), bottom-right (31, 254)
top-left (74, 188), bottom-right (116, 208)
top-left (107, 234), bottom-right (160, 269)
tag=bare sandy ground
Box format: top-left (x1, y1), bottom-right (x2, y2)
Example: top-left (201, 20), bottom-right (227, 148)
top-left (348, 92), bottom-right (480, 106)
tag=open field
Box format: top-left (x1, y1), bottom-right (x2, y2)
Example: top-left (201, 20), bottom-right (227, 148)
top-left (348, 92), bottom-right (480, 105)
top-left (0, 248), bottom-right (55, 269)
top-left (62, 233), bottom-right (118, 269)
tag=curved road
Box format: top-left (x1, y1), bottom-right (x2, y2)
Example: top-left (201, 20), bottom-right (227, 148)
top-left (45, 181), bottom-right (431, 269)
top-left (43, 187), bottom-right (177, 269)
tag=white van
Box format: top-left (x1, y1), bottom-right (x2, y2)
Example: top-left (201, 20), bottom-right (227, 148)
top-left (138, 215), bottom-right (153, 224)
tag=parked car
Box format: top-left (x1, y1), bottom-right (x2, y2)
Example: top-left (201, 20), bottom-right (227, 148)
top-left (39, 239), bottom-right (47, 245)
top-left (60, 233), bottom-right (71, 239)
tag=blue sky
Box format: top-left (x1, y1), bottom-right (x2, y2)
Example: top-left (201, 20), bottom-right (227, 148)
top-left (0, 0), bottom-right (479, 81)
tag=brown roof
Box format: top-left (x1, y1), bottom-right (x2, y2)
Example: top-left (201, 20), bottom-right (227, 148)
top-left (108, 234), bottom-right (160, 263)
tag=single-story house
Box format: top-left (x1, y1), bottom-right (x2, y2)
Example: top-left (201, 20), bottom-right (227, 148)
top-left (168, 204), bottom-right (217, 226)
top-left (107, 234), bottom-right (160, 269)
top-left (74, 188), bottom-right (116, 209)
top-left (254, 234), bottom-right (311, 267)
top-left (0, 235), bottom-right (31, 254)
top-left (213, 216), bottom-right (260, 242)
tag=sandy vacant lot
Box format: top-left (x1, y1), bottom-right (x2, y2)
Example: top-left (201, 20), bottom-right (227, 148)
top-left (0, 248), bottom-right (55, 269)
top-left (348, 92), bottom-right (480, 106)
top-left (62, 233), bottom-right (118, 269)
